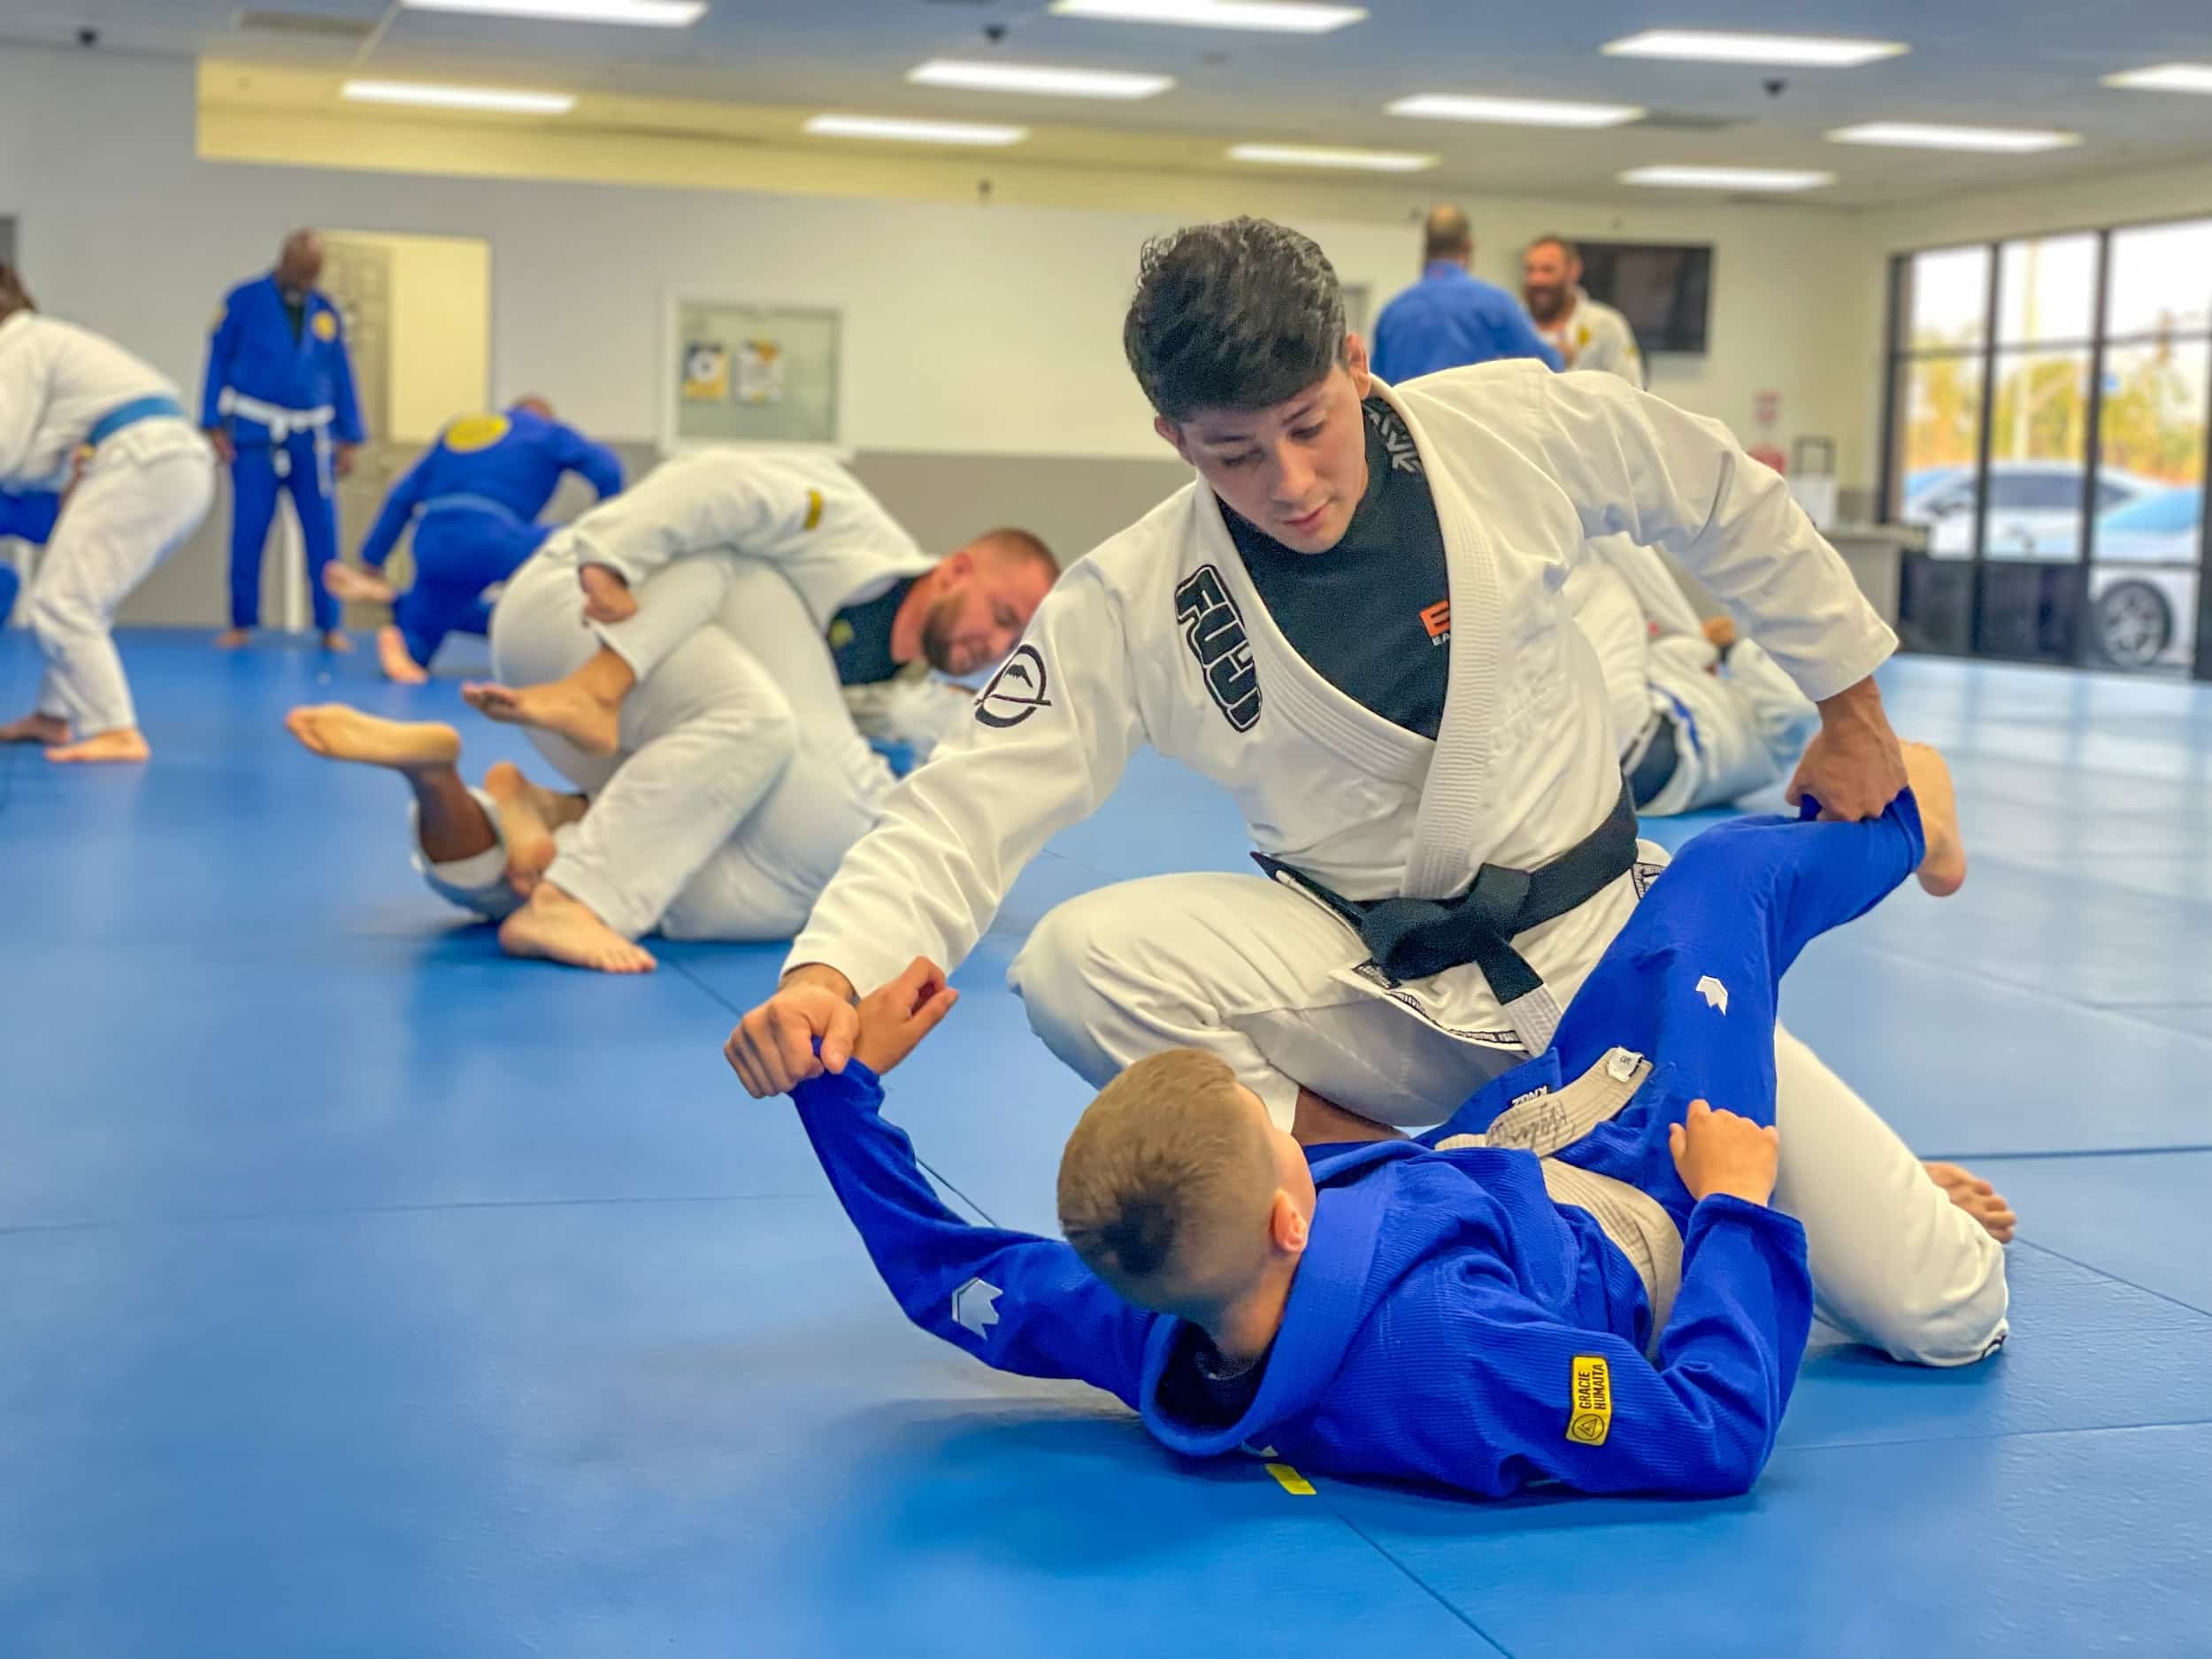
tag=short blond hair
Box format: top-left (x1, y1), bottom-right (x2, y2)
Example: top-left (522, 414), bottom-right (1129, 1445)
top-left (1057, 1048), bottom-right (1276, 1302)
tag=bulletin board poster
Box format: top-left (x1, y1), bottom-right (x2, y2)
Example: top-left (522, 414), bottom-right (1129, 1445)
top-left (668, 300), bottom-right (840, 447)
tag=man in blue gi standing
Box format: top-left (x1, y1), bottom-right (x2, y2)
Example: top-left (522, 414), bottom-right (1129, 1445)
top-left (1370, 205), bottom-right (1563, 384)
top-left (203, 229), bottom-right (365, 652)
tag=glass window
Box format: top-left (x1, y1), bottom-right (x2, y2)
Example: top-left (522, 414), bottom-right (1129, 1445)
top-left (1893, 355), bottom-right (1985, 525)
top-left (1903, 246), bottom-right (1990, 351)
top-left (1997, 234), bottom-right (2098, 345)
top-left (1985, 349), bottom-right (2093, 559)
top-left (2105, 219), bottom-right (2212, 340)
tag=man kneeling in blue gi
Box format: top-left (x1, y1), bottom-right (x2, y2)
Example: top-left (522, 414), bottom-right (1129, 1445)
top-left (773, 743), bottom-right (2011, 1500)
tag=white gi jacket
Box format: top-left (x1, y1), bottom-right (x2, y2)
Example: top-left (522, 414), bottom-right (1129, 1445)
top-left (1539, 296), bottom-right (1645, 388)
top-left (549, 447), bottom-right (935, 626)
top-left (789, 361), bottom-right (1894, 1041)
top-left (0, 311), bottom-right (202, 488)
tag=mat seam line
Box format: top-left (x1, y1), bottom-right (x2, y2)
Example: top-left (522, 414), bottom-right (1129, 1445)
top-left (1938, 1143), bottom-right (2212, 1164)
top-left (1312, 1498), bottom-right (1517, 1658)
top-left (1809, 933), bottom-right (2212, 1044)
top-left (1780, 1413), bottom-right (2212, 1456)
top-left (0, 1189), bottom-right (840, 1236)
top-left (2012, 1237), bottom-right (2212, 1320)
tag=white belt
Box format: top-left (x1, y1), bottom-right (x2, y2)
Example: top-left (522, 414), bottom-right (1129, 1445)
top-left (218, 389), bottom-right (337, 485)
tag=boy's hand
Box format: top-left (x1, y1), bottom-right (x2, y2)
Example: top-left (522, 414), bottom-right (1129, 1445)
top-left (1669, 1100), bottom-right (1780, 1208)
top-left (851, 957), bottom-right (960, 1078)
top-left (580, 563), bottom-right (637, 624)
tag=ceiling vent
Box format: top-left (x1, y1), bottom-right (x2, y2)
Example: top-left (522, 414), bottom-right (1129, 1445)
top-left (231, 9), bottom-right (380, 42)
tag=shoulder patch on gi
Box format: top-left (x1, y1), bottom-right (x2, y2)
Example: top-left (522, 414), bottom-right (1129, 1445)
top-left (975, 642), bottom-right (1053, 729)
top-left (1695, 975), bottom-right (1729, 1015)
top-left (1174, 565), bottom-right (1261, 732)
top-left (1567, 1356), bottom-right (1612, 1445)
top-left (312, 310), bottom-right (340, 342)
top-left (803, 488), bottom-right (824, 531)
top-left (442, 413), bottom-right (511, 454)
top-left (951, 1277), bottom-right (1002, 1338)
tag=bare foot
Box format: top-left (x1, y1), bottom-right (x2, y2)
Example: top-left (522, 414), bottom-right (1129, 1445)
top-left (462, 678), bottom-right (620, 757)
top-left (1701, 614), bottom-right (1739, 651)
top-left (1925, 1161), bottom-right (2016, 1243)
top-left (214, 627), bottom-right (250, 651)
top-left (1901, 741), bottom-right (1967, 897)
top-left (323, 630), bottom-right (356, 654)
top-left (376, 626), bottom-right (430, 686)
top-left (324, 563), bottom-right (396, 606)
top-left (580, 563), bottom-right (637, 624)
top-left (482, 761), bottom-right (560, 895)
top-left (497, 882), bottom-right (655, 973)
top-left (46, 727), bottom-right (150, 764)
top-left (0, 712), bottom-right (71, 745)
top-left (284, 703), bottom-right (461, 772)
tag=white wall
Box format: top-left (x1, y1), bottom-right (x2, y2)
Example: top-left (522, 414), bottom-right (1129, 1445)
top-left (3, 45), bottom-right (1876, 477)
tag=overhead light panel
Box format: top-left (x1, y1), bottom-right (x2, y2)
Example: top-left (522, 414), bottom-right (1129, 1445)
top-left (1386, 93), bottom-right (1644, 127)
top-left (342, 80), bottom-right (577, 113)
top-left (1829, 122), bottom-right (2080, 153)
top-left (908, 60), bottom-right (1174, 99)
top-left (1050, 0), bottom-right (1366, 35)
top-left (1603, 30), bottom-right (1905, 67)
top-left (804, 114), bottom-right (1029, 147)
top-left (401, 0), bottom-right (706, 22)
top-left (1229, 142), bottom-right (1436, 172)
top-left (1620, 164), bottom-right (1835, 191)
top-left (2102, 63), bottom-right (2212, 96)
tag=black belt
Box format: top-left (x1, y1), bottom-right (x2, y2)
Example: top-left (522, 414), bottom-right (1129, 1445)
top-left (1626, 712), bottom-right (1680, 809)
top-left (1252, 780), bottom-right (1640, 1006)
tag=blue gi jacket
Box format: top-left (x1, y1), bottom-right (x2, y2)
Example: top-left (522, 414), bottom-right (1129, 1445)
top-left (794, 1060), bottom-right (1809, 1500)
top-left (357, 408), bottom-right (625, 569)
top-left (201, 275), bottom-right (365, 444)
top-left (1371, 263), bottom-right (1564, 384)
top-left (0, 488), bottom-right (60, 544)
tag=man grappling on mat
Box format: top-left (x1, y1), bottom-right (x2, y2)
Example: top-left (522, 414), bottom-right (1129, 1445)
top-left (730, 217), bottom-right (2008, 1370)
top-left (769, 744), bottom-right (2011, 1501)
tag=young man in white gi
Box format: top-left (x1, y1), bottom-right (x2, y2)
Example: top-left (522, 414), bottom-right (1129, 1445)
top-left (0, 265), bottom-right (214, 764)
top-left (288, 450), bottom-right (1051, 972)
top-left (729, 217), bottom-right (2007, 1369)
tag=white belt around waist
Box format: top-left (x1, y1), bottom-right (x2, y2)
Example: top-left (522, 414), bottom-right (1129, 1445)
top-left (218, 389), bottom-right (338, 483)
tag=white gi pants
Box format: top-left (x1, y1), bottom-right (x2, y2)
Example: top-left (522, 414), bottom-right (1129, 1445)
top-left (419, 556), bottom-right (879, 940)
top-left (1011, 871), bottom-right (2008, 1367)
top-left (1642, 636), bottom-right (1821, 818)
top-left (27, 431), bottom-right (211, 735)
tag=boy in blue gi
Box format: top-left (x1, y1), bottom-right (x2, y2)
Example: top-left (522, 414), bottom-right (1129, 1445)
top-left (203, 230), bottom-right (364, 653)
top-left (773, 743), bottom-right (2011, 1500)
top-left (322, 398), bottom-right (624, 683)
top-left (0, 488), bottom-right (60, 623)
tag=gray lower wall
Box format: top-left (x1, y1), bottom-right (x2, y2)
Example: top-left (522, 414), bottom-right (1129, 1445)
top-left (98, 440), bottom-right (1190, 629)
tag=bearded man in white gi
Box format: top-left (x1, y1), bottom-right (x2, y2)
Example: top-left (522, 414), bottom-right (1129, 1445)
top-left (0, 264), bottom-right (213, 764)
top-left (728, 218), bottom-right (2008, 1368)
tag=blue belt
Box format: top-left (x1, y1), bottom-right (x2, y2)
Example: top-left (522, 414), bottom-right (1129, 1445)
top-left (88, 395), bottom-right (188, 448)
top-left (420, 493), bottom-right (528, 527)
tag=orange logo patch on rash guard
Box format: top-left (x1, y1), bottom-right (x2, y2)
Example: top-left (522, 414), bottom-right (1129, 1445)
top-left (1420, 599), bottom-right (1452, 642)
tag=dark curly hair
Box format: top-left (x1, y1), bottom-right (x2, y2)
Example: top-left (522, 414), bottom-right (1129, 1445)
top-left (1122, 218), bottom-right (1348, 420)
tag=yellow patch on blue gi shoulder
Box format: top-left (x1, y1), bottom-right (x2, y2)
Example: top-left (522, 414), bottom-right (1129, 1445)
top-left (312, 310), bottom-right (339, 342)
top-left (827, 618), bottom-right (855, 649)
top-left (1567, 1356), bottom-right (1612, 1445)
top-left (1264, 1463), bottom-right (1317, 1496)
top-left (803, 488), bottom-right (824, 531)
top-left (442, 414), bottom-right (512, 455)
top-left (211, 306), bottom-right (227, 334)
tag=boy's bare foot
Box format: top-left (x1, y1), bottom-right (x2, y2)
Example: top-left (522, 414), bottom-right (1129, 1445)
top-left (481, 760), bottom-right (575, 895)
top-left (322, 630), bottom-right (355, 654)
top-left (46, 727), bottom-right (150, 764)
top-left (376, 626), bottom-right (430, 686)
top-left (0, 712), bottom-right (70, 745)
top-left (214, 627), bottom-right (250, 650)
top-left (324, 564), bottom-right (396, 606)
top-left (1925, 1161), bottom-right (2016, 1243)
top-left (1901, 741), bottom-right (1967, 898)
top-left (462, 677), bottom-right (621, 757)
top-left (497, 881), bottom-right (655, 973)
top-left (284, 704), bottom-right (461, 773)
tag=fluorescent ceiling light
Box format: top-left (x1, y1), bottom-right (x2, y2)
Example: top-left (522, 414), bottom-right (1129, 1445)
top-left (1050, 0), bottom-right (1366, 35)
top-left (342, 80), bottom-right (576, 113)
top-left (1229, 142), bottom-right (1435, 172)
top-left (1620, 164), bottom-right (1835, 191)
top-left (1603, 29), bottom-right (1905, 67)
top-left (804, 114), bottom-right (1029, 147)
top-left (2102, 63), bottom-right (2212, 95)
top-left (401, 0), bottom-right (706, 23)
top-left (908, 60), bottom-right (1173, 99)
top-left (1386, 93), bottom-right (1643, 127)
top-left (1829, 122), bottom-right (2080, 153)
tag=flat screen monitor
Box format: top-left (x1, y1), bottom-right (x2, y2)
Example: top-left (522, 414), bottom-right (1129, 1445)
top-left (1578, 242), bottom-right (1713, 356)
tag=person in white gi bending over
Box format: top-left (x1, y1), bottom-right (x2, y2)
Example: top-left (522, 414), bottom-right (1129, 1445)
top-left (729, 217), bottom-right (2007, 1369)
top-left (0, 265), bottom-right (214, 764)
